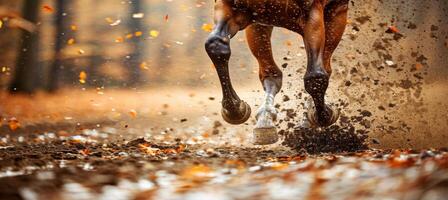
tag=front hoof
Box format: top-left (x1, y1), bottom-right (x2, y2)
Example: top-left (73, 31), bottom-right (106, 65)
top-left (221, 101), bottom-right (251, 125)
top-left (306, 104), bottom-right (340, 127)
top-left (253, 127), bottom-right (278, 145)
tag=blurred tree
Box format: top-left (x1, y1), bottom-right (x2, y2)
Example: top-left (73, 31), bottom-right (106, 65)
top-left (155, 4), bottom-right (171, 83)
top-left (48, 0), bottom-right (71, 92)
top-left (9, 0), bottom-right (41, 93)
top-left (126, 0), bottom-right (146, 87)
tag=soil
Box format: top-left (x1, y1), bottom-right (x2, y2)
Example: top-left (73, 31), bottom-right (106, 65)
top-left (0, 122), bottom-right (447, 200)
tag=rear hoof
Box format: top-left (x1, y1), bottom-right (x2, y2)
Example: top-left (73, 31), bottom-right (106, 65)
top-left (253, 127), bottom-right (278, 145)
top-left (221, 101), bottom-right (251, 125)
top-left (306, 104), bottom-right (340, 127)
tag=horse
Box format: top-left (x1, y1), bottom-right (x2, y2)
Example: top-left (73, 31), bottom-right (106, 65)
top-left (205, 0), bottom-right (348, 145)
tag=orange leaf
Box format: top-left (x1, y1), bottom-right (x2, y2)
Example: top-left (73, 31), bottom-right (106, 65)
top-left (79, 149), bottom-right (91, 156)
top-left (8, 117), bottom-right (20, 131)
top-left (201, 23), bottom-right (213, 32)
top-left (79, 71), bottom-right (87, 84)
top-left (415, 63), bottom-right (423, 70)
top-left (386, 26), bottom-right (399, 33)
top-left (181, 164), bottom-right (212, 179)
top-left (43, 5), bottom-right (54, 13)
top-left (115, 37), bottom-right (124, 43)
top-left (135, 31), bottom-right (143, 37)
top-left (271, 163), bottom-right (288, 171)
top-left (140, 62), bottom-right (149, 70)
top-left (67, 38), bottom-right (75, 45)
top-left (129, 109), bottom-right (137, 118)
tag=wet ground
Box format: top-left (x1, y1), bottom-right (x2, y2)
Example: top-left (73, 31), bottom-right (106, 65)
top-left (0, 90), bottom-right (447, 200)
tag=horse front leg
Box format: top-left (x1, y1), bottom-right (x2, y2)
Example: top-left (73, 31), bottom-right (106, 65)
top-left (205, 1), bottom-right (251, 124)
top-left (303, 0), bottom-right (340, 127)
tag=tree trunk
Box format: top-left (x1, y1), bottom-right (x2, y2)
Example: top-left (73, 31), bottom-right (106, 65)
top-left (127, 0), bottom-right (145, 87)
top-left (9, 0), bottom-right (41, 93)
top-left (47, 0), bottom-right (69, 92)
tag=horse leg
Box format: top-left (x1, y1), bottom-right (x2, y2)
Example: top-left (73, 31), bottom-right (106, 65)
top-left (205, 1), bottom-right (251, 124)
top-left (303, 0), bottom-right (345, 127)
top-left (245, 24), bottom-right (282, 145)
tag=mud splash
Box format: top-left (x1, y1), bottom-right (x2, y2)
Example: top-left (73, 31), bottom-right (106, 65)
top-left (282, 124), bottom-right (369, 154)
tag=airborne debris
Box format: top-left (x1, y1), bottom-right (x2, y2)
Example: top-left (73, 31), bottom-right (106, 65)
top-left (106, 17), bottom-right (121, 26)
top-left (67, 38), bottom-right (75, 45)
top-left (201, 23), bottom-right (213, 32)
top-left (42, 5), bottom-right (54, 13)
top-left (149, 30), bottom-right (159, 38)
top-left (79, 71), bottom-right (87, 84)
top-left (132, 13), bottom-right (144, 19)
top-left (129, 109), bottom-right (138, 118)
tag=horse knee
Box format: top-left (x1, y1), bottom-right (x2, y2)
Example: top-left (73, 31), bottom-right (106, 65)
top-left (205, 35), bottom-right (231, 61)
top-left (304, 68), bottom-right (329, 95)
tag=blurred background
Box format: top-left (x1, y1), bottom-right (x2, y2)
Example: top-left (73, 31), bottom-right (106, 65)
top-left (0, 0), bottom-right (447, 149)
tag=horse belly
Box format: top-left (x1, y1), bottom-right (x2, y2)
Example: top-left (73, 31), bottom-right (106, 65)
top-left (235, 0), bottom-right (312, 32)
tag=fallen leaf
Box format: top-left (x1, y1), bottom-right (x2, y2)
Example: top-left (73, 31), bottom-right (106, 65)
top-left (386, 26), bottom-right (400, 33)
top-left (138, 143), bottom-right (160, 156)
top-left (70, 25), bottom-right (77, 31)
top-left (79, 71), bottom-right (87, 84)
top-left (271, 162), bottom-right (289, 171)
top-left (8, 117), bottom-right (20, 131)
top-left (129, 109), bottom-right (137, 118)
top-left (415, 63), bottom-right (423, 70)
top-left (201, 23), bottom-right (213, 32)
top-left (176, 144), bottom-right (186, 153)
top-left (181, 164), bottom-right (212, 180)
top-left (79, 149), bottom-right (90, 156)
top-left (201, 132), bottom-right (209, 138)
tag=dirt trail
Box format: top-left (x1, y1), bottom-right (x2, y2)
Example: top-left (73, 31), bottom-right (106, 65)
top-left (0, 89), bottom-right (447, 199)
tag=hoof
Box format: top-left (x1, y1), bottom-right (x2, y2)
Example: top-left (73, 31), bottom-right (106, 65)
top-left (306, 104), bottom-right (340, 127)
top-left (221, 101), bottom-right (251, 125)
top-left (253, 127), bottom-right (278, 145)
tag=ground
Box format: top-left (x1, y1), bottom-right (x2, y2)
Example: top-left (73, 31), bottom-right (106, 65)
top-left (0, 89), bottom-right (447, 200)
